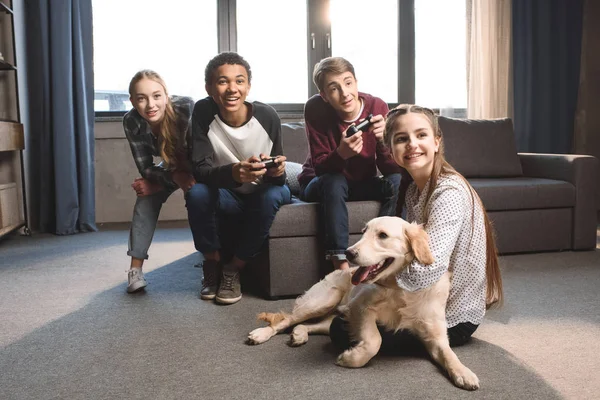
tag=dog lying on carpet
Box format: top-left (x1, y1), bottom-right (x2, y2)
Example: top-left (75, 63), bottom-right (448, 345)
top-left (247, 216), bottom-right (479, 390)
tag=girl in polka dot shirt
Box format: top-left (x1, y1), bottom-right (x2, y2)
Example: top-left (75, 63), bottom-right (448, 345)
top-left (329, 105), bottom-right (504, 352)
top-left (330, 104), bottom-right (502, 351)
top-left (388, 104), bottom-right (503, 345)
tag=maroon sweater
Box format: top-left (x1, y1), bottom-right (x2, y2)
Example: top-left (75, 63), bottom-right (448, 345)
top-left (298, 93), bottom-right (402, 187)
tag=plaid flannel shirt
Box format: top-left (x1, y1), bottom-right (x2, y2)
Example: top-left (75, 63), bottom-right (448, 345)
top-left (122, 96), bottom-right (194, 191)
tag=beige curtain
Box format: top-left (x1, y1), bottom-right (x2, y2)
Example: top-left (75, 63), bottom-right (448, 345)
top-left (466, 0), bottom-right (512, 119)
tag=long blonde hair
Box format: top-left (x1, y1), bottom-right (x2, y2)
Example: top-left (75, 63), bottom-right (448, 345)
top-left (385, 105), bottom-right (503, 308)
top-left (128, 69), bottom-right (182, 170)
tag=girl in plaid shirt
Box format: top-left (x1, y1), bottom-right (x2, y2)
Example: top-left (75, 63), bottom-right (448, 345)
top-left (122, 70), bottom-right (195, 293)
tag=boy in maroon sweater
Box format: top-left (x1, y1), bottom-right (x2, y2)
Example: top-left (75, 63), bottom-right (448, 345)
top-left (298, 57), bottom-right (404, 270)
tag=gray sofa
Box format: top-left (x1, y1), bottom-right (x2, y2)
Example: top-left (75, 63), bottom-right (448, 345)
top-left (246, 117), bottom-right (599, 299)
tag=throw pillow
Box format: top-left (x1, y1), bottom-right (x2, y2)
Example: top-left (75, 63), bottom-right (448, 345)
top-left (285, 161), bottom-right (303, 196)
top-left (438, 117), bottom-right (523, 178)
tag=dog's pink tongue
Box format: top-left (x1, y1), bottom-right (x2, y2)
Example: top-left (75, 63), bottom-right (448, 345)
top-left (352, 266), bottom-right (372, 285)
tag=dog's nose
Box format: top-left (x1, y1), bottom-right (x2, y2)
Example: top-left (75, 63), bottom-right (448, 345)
top-left (345, 248), bottom-right (358, 262)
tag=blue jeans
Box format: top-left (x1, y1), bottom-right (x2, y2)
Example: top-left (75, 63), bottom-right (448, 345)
top-left (128, 188), bottom-right (175, 260)
top-left (300, 173), bottom-right (401, 260)
top-left (185, 183), bottom-right (291, 261)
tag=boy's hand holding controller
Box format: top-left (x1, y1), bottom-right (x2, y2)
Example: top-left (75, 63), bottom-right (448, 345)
top-left (368, 114), bottom-right (386, 141)
top-left (259, 154), bottom-right (286, 177)
top-left (337, 114), bottom-right (374, 160)
top-left (233, 156), bottom-right (268, 183)
top-left (249, 156), bottom-right (277, 170)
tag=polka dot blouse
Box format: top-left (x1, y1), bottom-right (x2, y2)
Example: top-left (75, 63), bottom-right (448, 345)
top-left (396, 173), bottom-right (487, 327)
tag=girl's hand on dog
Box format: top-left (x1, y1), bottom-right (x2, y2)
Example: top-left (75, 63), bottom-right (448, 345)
top-left (233, 156), bottom-right (267, 183)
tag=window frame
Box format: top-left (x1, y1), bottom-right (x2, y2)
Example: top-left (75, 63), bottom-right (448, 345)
top-left (94, 0), bottom-right (417, 118)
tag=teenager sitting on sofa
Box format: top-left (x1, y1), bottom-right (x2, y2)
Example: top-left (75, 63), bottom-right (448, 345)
top-left (330, 104), bottom-right (504, 351)
top-left (186, 52), bottom-right (291, 305)
top-left (297, 56), bottom-right (404, 271)
top-left (123, 70), bottom-right (196, 293)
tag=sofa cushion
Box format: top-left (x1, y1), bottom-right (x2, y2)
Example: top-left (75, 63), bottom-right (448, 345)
top-left (269, 200), bottom-right (381, 238)
top-left (439, 117), bottom-right (523, 178)
top-left (470, 178), bottom-right (575, 211)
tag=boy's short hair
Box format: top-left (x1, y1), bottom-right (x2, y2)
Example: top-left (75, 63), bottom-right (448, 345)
top-left (204, 52), bottom-right (252, 85)
top-left (312, 57), bottom-right (356, 92)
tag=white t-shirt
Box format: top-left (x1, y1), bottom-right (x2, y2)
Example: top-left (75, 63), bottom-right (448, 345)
top-left (190, 97), bottom-right (285, 194)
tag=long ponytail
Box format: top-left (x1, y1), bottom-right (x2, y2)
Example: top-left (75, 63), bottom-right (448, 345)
top-left (483, 211), bottom-right (503, 308)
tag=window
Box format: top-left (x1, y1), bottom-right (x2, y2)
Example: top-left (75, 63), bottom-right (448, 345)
top-left (415, 0), bottom-right (467, 111)
top-left (92, 0), bottom-right (218, 112)
top-left (93, 0), bottom-right (466, 115)
top-left (330, 0), bottom-right (399, 102)
top-left (237, 0), bottom-right (308, 103)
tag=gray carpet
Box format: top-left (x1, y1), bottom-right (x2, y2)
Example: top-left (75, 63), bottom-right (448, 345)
top-left (1, 224), bottom-right (599, 400)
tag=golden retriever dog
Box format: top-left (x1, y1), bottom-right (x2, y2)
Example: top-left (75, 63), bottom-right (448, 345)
top-left (247, 216), bottom-right (480, 390)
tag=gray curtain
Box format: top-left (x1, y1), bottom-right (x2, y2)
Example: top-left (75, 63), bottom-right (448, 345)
top-left (24, 0), bottom-right (97, 234)
top-left (512, 0), bottom-right (584, 153)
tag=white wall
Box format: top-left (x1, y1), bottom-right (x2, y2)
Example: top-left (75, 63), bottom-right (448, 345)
top-left (94, 120), bottom-right (187, 223)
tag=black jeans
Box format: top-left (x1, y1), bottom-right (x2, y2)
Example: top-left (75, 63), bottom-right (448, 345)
top-left (329, 315), bottom-right (478, 354)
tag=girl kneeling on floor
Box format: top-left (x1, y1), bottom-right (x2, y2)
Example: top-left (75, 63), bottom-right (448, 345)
top-left (123, 70), bottom-right (195, 293)
top-left (330, 104), bottom-right (504, 351)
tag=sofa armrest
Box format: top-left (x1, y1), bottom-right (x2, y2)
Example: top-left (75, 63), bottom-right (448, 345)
top-left (518, 153), bottom-right (599, 250)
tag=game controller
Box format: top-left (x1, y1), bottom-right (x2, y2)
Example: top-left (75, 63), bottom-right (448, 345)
top-left (262, 157), bottom-right (279, 169)
top-left (251, 157), bottom-right (279, 171)
top-left (346, 114), bottom-right (374, 137)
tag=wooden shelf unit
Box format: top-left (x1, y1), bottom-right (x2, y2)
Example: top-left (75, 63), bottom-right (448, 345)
top-left (0, 0), bottom-right (28, 239)
top-left (0, 120), bottom-right (23, 151)
top-left (0, 181), bottom-right (23, 234)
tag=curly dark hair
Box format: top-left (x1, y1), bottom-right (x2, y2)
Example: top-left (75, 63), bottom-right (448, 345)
top-left (204, 52), bottom-right (252, 85)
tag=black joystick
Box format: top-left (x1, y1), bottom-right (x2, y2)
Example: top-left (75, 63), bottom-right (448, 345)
top-left (347, 114), bottom-right (374, 137)
top-left (251, 157), bottom-right (279, 171)
top-left (262, 157), bottom-right (279, 169)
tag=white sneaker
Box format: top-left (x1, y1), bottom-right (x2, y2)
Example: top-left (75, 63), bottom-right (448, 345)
top-left (127, 268), bottom-right (147, 293)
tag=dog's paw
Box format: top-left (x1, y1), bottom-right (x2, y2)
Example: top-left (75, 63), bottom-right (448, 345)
top-left (335, 343), bottom-right (369, 368)
top-left (289, 325), bottom-right (309, 347)
top-left (450, 366), bottom-right (480, 391)
top-left (247, 327), bottom-right (275, 345)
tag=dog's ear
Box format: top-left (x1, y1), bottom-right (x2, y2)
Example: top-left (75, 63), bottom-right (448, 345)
top-left (405, 223), bottom-right (435, 265)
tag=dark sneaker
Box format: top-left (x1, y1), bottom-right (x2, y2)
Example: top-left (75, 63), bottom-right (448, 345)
top-left (200, 259), bottom-right (220, 300)
top-left (216, 267), bottom-right (242, 305)
top-left (127, 268), bottom-right (147, 293)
